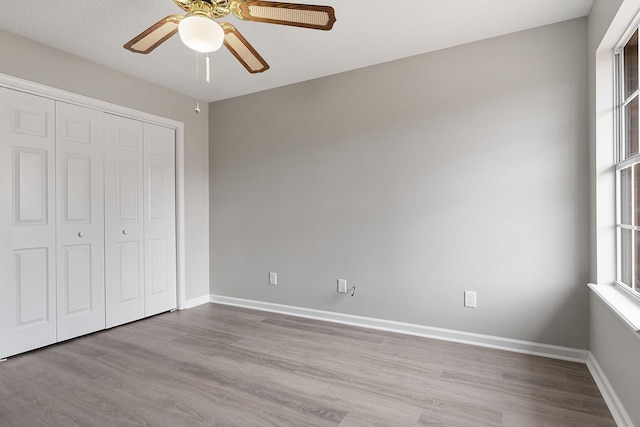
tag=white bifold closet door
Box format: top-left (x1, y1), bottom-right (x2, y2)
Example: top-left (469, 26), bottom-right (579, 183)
top-left (104, 115), bottom-right (176, 328)
top-left (104, 114), bottom-right (145, 328)
top-left (0, 88), bottom-right (57, 359)
top-left (55, 102), bottom-right (105, 341)
top-left (143, 123), bottom-right (176, 317)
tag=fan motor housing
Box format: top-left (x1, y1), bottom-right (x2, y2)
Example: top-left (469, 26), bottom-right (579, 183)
top-left (173, 0), bottom-right (232, 19)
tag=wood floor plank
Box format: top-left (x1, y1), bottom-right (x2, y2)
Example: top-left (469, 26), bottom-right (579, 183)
top-left (339, 411), bottom-right (419, 427)
top-left (417, 397), bottom-right (504, 426)
top-left (0, 303), bottom-right (615, 426)
top-left (440, 369), bottom-right (611, 418)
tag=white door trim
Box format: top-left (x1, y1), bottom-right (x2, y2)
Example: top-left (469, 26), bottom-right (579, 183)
top-left (0, 73), bottom-right (188, 311)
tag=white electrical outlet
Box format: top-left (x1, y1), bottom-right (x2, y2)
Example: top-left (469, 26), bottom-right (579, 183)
top-left (464, 291), bottom-right (477, 308)
top-left (269, 272), bottom-right (277, 285)
top-left (337, 279), bottom-right (347, 293)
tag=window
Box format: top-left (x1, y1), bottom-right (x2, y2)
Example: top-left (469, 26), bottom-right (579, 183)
top-left (616, 28), bottom-right (640, 297)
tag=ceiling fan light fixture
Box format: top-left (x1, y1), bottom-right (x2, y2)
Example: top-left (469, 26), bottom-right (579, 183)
top-left (178, 14), bottom-right (224, 52)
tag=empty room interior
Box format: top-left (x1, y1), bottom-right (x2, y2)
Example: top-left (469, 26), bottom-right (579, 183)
top-left (2, 0), bottom-right (640, 425)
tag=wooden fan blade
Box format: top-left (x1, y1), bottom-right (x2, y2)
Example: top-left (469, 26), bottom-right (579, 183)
top-left (220, 23), bottom-right (270, 73)
top-left (234, 0), bottom-right (335, 31)
top-left (124, 15), bottom-right (183, 54)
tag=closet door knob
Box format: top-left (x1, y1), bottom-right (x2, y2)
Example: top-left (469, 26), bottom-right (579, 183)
top-left (122, 229), bottom-right (127, 235)
top-left (77, 231), bottom-right (84, 238)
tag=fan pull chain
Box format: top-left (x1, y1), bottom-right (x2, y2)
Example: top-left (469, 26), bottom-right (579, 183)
top-left (194, 52), bottom-right (201, 114)
top-left (206, 55), bottom-right (211, 83)
top-left (194, 54), bottom-right (212, 114)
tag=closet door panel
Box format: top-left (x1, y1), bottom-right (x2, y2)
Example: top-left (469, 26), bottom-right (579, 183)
top-left (15, 248), bottom-right (50, 326)
top-left (143, 123), bottom-right (176, 316)
top-left (105, 114), bottom-right (144, 328)
top-left (0, 88), bottom-right (56, 359)
top-left (14, 148), bottom-right (48, 223)
top-left (55, 102), bottom-right (105, 341)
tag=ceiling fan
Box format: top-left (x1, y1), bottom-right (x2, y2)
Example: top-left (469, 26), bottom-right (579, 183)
top-left (124, 0), bottom-right (336, 74)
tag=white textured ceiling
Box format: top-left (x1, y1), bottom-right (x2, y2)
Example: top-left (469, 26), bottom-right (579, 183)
top-left (0, 0), bottom-right (593, 102)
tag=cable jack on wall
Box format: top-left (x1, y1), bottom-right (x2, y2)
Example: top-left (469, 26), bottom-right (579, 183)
top-left (337, 279), bottom-right (356, 298)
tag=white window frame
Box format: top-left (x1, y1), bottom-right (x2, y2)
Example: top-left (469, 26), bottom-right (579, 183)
top-left (615, 24), bottom-right (640, 301)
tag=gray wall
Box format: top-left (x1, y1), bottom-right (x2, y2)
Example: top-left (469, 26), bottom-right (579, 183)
top-left (209, 19), bottom-right (590, 349)
top-left (0, 29), bottom-right (210, 301)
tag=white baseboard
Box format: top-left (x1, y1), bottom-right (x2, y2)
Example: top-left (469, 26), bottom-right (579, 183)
top-left (587, 353), bottom-right (635, 427)
top-left (208, 294), bottom-right (588, 363)
top-left (182, 294), bottom-right (212, 310)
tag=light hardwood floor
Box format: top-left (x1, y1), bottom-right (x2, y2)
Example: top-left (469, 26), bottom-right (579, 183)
top-left (0, 303), bottom-right (615, 426)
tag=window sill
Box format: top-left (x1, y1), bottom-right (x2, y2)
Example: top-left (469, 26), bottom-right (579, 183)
top-left (588, 283), bottom-right (640, 333)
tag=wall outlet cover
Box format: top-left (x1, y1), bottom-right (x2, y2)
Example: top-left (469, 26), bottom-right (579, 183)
top-left (464, 290), bottom-right (477, 308)
top-left (338, 279), bottom-right (347, 293)
top-left (269, 272), bottom-right (277, 285)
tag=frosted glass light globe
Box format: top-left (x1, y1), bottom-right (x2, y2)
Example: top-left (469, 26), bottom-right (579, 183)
top-left (178, 15), bottom-right (224, 53)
